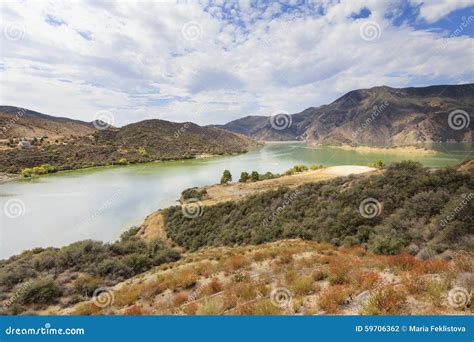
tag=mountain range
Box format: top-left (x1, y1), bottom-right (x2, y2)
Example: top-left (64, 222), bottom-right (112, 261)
top-left (213, 84), bottom-right (473, 146)
top-left (1, 83), bottom-right (472, 174)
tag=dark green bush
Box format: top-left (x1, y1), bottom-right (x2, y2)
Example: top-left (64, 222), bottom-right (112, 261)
top-left (19, 277), bottom-right (62, 305)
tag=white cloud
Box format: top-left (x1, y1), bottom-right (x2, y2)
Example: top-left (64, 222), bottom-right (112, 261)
top-left (0, 0), bottom-right (472, 126)
top-left (410, 0), bottom-right (473, 23)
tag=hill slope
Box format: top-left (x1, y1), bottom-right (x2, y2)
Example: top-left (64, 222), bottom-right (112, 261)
top-left (215, 84), bottom-right (473, 146)
top-left (0, 106), bottom-right (96, 140)
top-left (0, 117), bottom-right (259, 173)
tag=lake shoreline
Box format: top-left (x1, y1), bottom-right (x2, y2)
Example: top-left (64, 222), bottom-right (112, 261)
top-left (0, 150), bottom-right (259, 185)
top-left (320, 144), bottom-right (438, 155)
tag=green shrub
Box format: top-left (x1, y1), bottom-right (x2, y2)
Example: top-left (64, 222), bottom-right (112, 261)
top-left (368, 160), bottom-right (386, 169)
top-left (19, 277), bottom-right (62, 305)
top-left (181, 187), bottom-right (207, 200)
top-left (21, 164), bottom-right (58, 177)
top-left (368, 236), bottom-right (404, 255)
top-left (250, 171), bottom-right (259, 182)
top-left (239, 172), bottom-right (250, 183)
top-left (73, 275), bottom-right (103, 297)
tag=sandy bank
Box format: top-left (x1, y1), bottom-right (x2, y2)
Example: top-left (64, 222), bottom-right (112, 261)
top-left (325, 145), bottom-right (437, 155)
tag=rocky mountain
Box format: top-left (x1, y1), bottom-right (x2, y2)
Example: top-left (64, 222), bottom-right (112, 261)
top-left (0, 106), bottom-right (96, 140)
top-left (214, 84), bottom-right (473, 146)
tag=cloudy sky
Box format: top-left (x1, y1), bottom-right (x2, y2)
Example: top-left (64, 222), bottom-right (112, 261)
top-left (1, 0), bottom-right (473, 126)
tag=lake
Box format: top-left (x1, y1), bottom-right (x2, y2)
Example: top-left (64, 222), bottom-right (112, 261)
top-left (0, 142), bottom-right (471, 259)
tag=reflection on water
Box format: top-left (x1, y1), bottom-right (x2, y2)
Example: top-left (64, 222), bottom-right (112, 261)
top-left (0, 142), bottom-right (471, 258)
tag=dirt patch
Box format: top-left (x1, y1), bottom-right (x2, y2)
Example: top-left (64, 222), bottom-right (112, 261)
top-left (200, 165), bottom-right (375, 206)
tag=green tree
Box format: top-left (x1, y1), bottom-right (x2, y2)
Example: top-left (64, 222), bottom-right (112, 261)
top-left (239, 171), bottom-right (250, 183)
top-left (220, 170), bottom-right (232, 184)
top-left (250, 171), bottom-right (260, 182)
top-left (369, 160), bottom-right (386, 169)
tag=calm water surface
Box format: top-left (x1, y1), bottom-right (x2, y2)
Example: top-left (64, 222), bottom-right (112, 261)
top-left (0, 142), bottom-right (471, 258)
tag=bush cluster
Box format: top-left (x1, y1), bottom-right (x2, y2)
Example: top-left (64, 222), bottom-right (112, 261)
top-left (164, 161), bottom-right (473, 253)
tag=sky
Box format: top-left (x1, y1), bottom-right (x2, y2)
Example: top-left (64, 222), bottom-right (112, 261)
top-left (0, 0), bottom-right (473, 127)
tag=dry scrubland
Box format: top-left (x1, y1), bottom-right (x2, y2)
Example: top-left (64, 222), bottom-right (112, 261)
top-left (1, 161), bottom-right (472, 316)
top-left (60, 240), bottom-right (473, 316)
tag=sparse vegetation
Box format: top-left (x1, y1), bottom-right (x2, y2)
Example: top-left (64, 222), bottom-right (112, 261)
top-left (0, 227), bottom-right (180, 313)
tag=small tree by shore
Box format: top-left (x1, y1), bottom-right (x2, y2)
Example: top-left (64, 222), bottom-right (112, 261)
top-left (220, 170), bottom-right (232, 184)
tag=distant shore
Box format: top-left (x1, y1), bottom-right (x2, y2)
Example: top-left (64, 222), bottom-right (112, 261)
top-left (324, 144), bottom-right (438, 155)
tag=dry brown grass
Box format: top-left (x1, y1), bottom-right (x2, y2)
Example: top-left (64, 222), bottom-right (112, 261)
top-left (223, 255), bottom-right (249, 272)
top-left (290, 276), bottom-right (315, 296)
top-left (200, 278), bottom-right (224, 296)
top-left (360, 286), bottom-right (407, 315)
top-left (351, 270), bottom-right (380, 291)
top-left (172, 292), bottom-right (189, 306)
top-left (114, 286), bottom-right (142, 307)
top-left (328, 258), bottom-right (353, 285)
top-left (123, 304), bottom-right (150, 315)
top-left (318, 285), bottom-right (351, 313)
